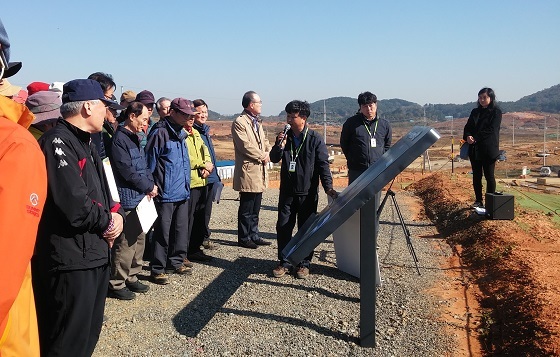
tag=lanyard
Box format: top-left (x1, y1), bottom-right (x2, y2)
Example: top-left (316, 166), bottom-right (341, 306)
top-left (363, 118), bottom-right (378, 138)
top-left (290, 127), bottom-right (308, 161)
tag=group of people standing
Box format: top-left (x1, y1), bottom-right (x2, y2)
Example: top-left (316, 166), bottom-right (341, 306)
top-left (2, 16), bottom-right (502, 357)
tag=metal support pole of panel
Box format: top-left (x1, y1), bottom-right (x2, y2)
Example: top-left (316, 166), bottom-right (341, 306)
top-left (360, 196), bottom-right (377, 347)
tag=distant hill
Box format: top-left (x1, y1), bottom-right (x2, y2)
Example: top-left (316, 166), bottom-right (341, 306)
top-left (211, 84), bottom-right (560, 123)
top-left (501, 84), bottom-right (560, 113)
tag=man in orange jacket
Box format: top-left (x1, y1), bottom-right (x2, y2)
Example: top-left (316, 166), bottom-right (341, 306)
top-left (0, 18), bottom-right (47, 357)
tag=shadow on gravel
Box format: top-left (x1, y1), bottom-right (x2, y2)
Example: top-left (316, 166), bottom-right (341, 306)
top-left (260, 204), bottom-right (278, 212)
top-left (172, 256), bottom-right (359, 339)
top-left (218, 307), bottom-right (358, 344)
top-left (247, 277), bottom-right (359, 303)
top-left (211, 229), bottom-right (278, 242)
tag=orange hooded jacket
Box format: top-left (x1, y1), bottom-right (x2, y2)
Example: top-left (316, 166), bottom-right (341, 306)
top-left (0, 95), bottom-right (46, 356)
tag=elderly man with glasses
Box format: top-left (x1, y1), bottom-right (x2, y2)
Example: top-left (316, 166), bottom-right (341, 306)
top-left (231, 91), bottom-right (272, 249)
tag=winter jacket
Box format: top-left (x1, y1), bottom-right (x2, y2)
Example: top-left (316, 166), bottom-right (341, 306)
top-left (0, 96), bottom-right (46, 357)
top-left (270, 126), bottom-right (333, 196)
top-left (145, 117), bottom-right (191, 203)
top-left (194, 122), bottom-right (220, 184)
top-left (110, 125), bottom-right (155, 210)
top-left (35, 119), bottom-right (124, 271)
top-left (232, 111), bottom-right (271, 192)
top-left (340, 113), bottom-right (392, 172)
top-left (463, 106), bottom-right (502, 161)
top-left (185, 128), bottom-right (211, 189)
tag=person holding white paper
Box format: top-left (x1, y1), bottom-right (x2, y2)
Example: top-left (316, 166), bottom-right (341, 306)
top-left (109, 102), bottom-right (158, 300)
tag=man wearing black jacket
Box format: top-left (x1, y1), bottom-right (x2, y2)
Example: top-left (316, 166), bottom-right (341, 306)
top-left (340, 91), bottom-right (392, 184)
top-left (269, 100), bottom-right (337, 279)
top-left (108, 102), bottom-right (158, 300)
top-left (33, 79), bottom-right (125, 356)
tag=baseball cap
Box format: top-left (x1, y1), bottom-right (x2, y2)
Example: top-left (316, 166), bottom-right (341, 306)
top-left (120, 90), bottom-right (136, 104)
top-left (170, 98), bottom-right (198, 115)
top-left (3, 62), bottom-right (21, 78)
top-left (62, 79), bottom-right (118, 107)
top-left (0, 19), bottom-right (21, 79)
top-left (135, 90), bottom-right (155, 106)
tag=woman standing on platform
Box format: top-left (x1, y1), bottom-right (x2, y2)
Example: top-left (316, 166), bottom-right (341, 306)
top-left (463, 87), bottom-right (502, 208)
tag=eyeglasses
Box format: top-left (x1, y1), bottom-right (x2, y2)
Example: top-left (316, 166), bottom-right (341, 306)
top-left (252, 100), bottom-right (262, 104)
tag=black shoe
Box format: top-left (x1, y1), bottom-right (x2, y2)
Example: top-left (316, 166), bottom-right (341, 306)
top-left (126, 280), bottom-right (150, 293)
top-left (238, 240), bottom-right (258, 249)
top-left (188, 250), bottom-right (213, 262)
top-left (472, 201), bottom-right (484, 208)
top-left (253, 238), bottom-right (271, 246)
top-left (108, 287), bottom-right (136, 300)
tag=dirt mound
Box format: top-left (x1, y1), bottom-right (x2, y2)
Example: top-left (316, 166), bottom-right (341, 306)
top-left (409, 173), bottom-right (559, 356)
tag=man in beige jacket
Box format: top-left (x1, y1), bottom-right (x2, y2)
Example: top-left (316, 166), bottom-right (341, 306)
top-left (232, 91), bottom-right (272, 249)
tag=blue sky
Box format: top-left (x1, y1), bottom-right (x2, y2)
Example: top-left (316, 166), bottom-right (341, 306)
top-left (3, 1), bottom-right (559, 116)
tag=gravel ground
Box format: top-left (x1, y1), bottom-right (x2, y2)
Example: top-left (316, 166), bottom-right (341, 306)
top-left (93, 186), bottom-right (457, 356)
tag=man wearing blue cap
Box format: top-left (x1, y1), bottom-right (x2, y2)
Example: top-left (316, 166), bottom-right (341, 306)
top-left (32, 78), bottom-right (125, 356)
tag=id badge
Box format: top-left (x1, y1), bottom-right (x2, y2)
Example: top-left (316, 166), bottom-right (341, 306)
top-left (288, 161), bottom-right (296, 172)
top-left (370, 138), bottom-right (377, 148)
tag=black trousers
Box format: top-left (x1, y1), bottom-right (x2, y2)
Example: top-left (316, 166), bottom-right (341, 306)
top-left (238, 192), bottom-right (262, 243)
top-left (187, 186), bottom-right (207, 255)
top-left (32, 263), bottom-right (109, 357)
top-left (276, 193), bottom-right (319, 265)
top-left (151, 200), bottom-right (189, 273)
top-left (201, 182), bottom-right (219, 241)
top-left (470, 158), bottom-right (497, 202)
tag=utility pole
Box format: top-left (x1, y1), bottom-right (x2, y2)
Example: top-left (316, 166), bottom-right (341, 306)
top-left (445, 115), bottom-right (454, 173)
top-left (315, 100), bottom-right (329, 145)
top-left (512, 116), bottom-right (516, 146)
top-left (323, 100), bottom-right (327, 145)
top-left (543, 116), bottom-right (547, 166)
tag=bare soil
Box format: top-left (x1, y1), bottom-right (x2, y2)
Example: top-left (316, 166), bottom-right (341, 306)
top-left (209, 117), bottom-right (560, 356)
top-left (409, 172), bottom-right (560, 356)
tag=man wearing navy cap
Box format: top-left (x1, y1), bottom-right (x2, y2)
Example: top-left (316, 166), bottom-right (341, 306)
top-left (33, 78), bottom-right (125, 356)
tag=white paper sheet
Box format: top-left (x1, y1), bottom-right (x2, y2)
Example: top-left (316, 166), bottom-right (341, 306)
top-left (102, 157), bottom-right (120, 203)
top-left (136, 195), bottom-right (158, 233)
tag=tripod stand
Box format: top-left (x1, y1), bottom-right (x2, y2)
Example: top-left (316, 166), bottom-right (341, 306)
top-left (376, 182), bottom-right (421, 275)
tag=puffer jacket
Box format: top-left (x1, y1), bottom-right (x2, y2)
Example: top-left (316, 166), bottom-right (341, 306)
top-left (185, 128), bottom-right (211, 189)
top-left (193, 122), bottom-right (220, 184)
top-left (111, 125), bottom-right (155, 210)
top-left (145, 117), bottom-right (190, 203)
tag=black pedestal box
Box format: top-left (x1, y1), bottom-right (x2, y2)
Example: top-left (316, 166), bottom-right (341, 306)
top-left (485, 193), bottom-right (514, 220)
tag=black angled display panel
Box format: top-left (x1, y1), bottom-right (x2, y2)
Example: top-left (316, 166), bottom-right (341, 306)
top-left (282, 126), bottom-right (441, 266)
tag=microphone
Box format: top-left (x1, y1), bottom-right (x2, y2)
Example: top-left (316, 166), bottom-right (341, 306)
top-left (277, 124), bottom-right (291, 145)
